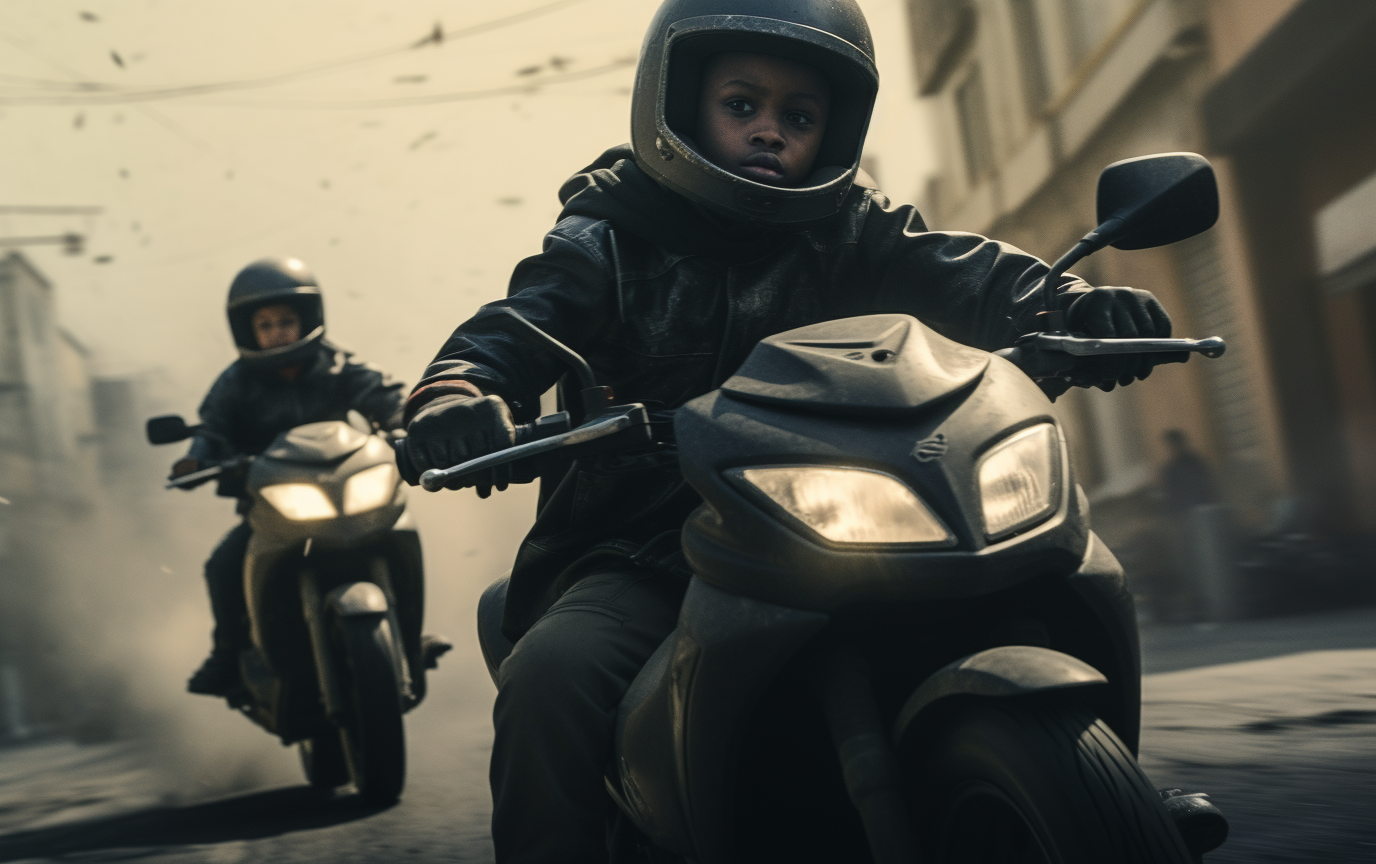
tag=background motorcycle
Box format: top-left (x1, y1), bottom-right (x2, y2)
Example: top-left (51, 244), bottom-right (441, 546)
top-left (428, 153), bottom-right (1229, 862)
top-left (148, 413), bottom-right (427, 805)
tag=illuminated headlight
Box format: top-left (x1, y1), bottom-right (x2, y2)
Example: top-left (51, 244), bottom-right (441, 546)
top-left (731, 466), bottom-right (953, 546)
top-left (978, 424), bottom-right (1061, 541)
top-left (344, 463), bottom-right (399, 515)
top-left (261, 483), bottom-right (337, 521)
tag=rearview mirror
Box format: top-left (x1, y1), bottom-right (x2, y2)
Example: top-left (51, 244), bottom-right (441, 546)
top-left (1096, 152), bottom-right (1219, 250)
top-left (146, 414), bottom-right (193, 445)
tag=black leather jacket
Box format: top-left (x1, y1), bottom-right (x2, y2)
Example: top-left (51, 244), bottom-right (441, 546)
top-left (411, 148), bottom-right (1087, 639)
top-left (189, 343), bottom-right (405, 504)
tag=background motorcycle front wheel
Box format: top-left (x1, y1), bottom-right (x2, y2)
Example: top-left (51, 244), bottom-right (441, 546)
top-left (336, 614), bottom-right (407, 805)
top-left (299, 731), bottom-right (350, 791)
top-left (911, 700), bottom-right (1192, 864)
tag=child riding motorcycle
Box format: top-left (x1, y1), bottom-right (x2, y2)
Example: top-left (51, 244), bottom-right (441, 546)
top-left (401, 1), bottom-right (1207, 860)
top-left (175, 257), bottom-right (407, 696)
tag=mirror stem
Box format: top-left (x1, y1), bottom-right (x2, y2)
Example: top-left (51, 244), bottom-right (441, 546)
top-left (1037, 217), bottom-right (1126, 332)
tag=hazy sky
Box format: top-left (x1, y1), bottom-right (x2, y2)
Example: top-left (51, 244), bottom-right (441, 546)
top-left (1, 0), bottom-right (934, 402)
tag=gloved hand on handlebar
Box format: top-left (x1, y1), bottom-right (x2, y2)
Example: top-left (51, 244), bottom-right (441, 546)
top-left (403, 392), bottom-right (517, 497)
top-left (1064, 287), bottom-right (1188, 392)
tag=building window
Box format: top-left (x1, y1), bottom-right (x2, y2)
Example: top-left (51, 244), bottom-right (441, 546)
top-left (1009, 0), bottom-right (1049, 115)
top-left (955, 66), bottom-right (995, 183)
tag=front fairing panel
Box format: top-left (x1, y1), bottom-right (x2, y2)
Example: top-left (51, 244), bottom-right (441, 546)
top-left (246, 431), bottom-right (405, 550)
top-left (677, 351), bottom-right (1088, 612)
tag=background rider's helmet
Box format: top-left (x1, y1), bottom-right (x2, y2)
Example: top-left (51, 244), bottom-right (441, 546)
top-left (225, 257), bottom-right (325, 370)
top-left (630, 0), bottom-right (878, 225)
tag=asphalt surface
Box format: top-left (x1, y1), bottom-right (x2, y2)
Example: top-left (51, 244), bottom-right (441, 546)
top-left (1139, 607), bottom-right (1376, 863)
top-left (2, 494), bottom-right (1374, 864)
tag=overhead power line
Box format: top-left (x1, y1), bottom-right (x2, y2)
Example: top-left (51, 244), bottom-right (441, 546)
top-left (0, 0), bottom-right (593, 107)
top-left (204, 58), bottom-right (636, 110)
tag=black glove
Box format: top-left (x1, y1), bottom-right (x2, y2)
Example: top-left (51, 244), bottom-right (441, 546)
top-left (1064, 287), bottom-right (1188, 391)
top-left (404, 393), bottom-right (517, 497)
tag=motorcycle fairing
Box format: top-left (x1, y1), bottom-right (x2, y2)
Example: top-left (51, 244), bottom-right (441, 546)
top-left (262, 420), bottom-right (370, 463)
top-left (720, 314), bottom-right (989, 416)
top-left (248, 432), bottom-right (404, 551)
top-left (614, 578), bottom-right (828, 861)
top-left (678, 353), bottom-right (1086, 612)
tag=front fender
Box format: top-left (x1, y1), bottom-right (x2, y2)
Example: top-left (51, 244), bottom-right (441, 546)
top-left (892, 645), bottom-right (1107, 746)
top-left (326, 581), bottom-right (390, 616)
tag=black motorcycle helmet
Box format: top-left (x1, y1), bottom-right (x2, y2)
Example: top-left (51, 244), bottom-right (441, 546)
top-left (630, 0), bottom-right (878, 225)
top-left (226, 257), bottom-right (325, 370)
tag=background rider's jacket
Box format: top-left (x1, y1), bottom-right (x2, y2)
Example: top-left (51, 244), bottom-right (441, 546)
top-left (189, 342), bottom-right (405, 473)
top-left (409, 146), bottom-right (1089, 640)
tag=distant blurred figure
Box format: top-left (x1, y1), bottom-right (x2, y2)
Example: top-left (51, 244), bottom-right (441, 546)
top-left (171, 258), bottom-right (405, 696)
top-left (1159, 429), bottom-right (1219, 515)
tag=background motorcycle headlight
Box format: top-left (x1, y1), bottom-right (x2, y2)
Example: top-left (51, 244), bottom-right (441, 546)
top-left (344, 463), bottom-right (399, 515)
top-left (261, 483), bottom-right (338, 520)
top-left (732, 466), bottom-right (953, 545)
top-left (978, 423), bottom-right (1061, 541)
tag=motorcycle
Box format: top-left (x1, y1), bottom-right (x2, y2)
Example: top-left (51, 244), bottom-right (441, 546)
top-left (430, 153), bottom-right (1231, 861)
top-left (147, 412), bottom-right (435, 805)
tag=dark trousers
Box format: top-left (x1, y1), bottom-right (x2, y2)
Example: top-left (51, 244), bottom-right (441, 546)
top-left (490, 569), bottom-right (685, 864)
top-left (205, 521), bottom-right (252, 654)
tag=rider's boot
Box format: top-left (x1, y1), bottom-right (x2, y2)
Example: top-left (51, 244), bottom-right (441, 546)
top-left (405, 634), bottom-right (454, 708)
top-left (187, 647), bottom-right (241, 696)
top-left (1159, 788), bottom-right (1229, 862)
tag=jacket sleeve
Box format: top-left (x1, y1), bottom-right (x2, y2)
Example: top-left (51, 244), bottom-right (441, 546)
top-left (339, 356), bottom-right (406, 430)
top-left (407, 217), bottom-right (618, 424)
top-left (861, 196), bottom-right (1089, 351)
top-left (187, 367), bottom-right (239, 463)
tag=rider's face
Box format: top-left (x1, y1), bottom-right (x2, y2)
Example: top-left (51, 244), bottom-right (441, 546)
top-left (695, 52), bottom-right (831, 188)
top-left (251, 304), bottom-right (302, 350)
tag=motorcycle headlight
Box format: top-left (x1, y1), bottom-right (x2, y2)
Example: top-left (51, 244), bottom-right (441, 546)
top-left (731, 466), bottom-right (953, 546)
top-left (343, 463), bottom-right (399, 515)
top-left (261, 483), bottom-right (338, 521)
top-left (978, 423), bottom-right (1061, 541)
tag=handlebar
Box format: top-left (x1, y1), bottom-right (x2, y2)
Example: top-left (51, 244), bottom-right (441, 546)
top-left (165, 455), bottom-right (253, 489)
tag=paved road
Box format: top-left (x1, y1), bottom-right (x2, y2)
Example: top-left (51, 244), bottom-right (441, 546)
top-left (1139, 607), bottom-right (1376, 863)
top-left (2, 486), bottom-right (1374, 863)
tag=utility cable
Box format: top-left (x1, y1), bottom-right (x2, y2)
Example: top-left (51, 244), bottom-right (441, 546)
top-left (202, 58), bottom-right (635, 110)
top-left (0, 0), bottom-right (593, 106)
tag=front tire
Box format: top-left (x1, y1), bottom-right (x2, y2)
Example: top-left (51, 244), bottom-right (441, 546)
top-left (910, 700), bottom-right (1191, 864)
top-left (300, 731), bottom-right (349, 790)
top-left (336, 614), bottom-right (406, 805)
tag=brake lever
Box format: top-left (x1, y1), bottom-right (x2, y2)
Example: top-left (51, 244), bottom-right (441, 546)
top-left (994, 334), bottom-right (1226, 380)
top-left (1017, 333), bottom-right (1226, 358)
top-left (418, 405), bottom-right (652, 492)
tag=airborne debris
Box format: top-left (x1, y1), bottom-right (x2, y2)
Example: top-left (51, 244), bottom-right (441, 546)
top-left (93, 255), bottom-right (113, 264)
top-left (497, 197), bottom-right (523, 206)
top-left (516, 65), bottom-right (542, 77)
top-left (409, 130), bottom-right (437, 150)
top-left (79, 11), bottom-right (99, 22)
top-left (394, 75), bottom-right (428, 84)
top-left (110, 50), bottom-right (124, 68)
top-left (413, 21), bottom-right (444, 48)
top-left (549, 55), bottom-right (572, 71)
top-left (73, 113), bottom-right (84, 129)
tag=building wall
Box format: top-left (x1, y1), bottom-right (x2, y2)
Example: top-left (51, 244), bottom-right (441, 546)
top-left (906, 0), bottom-right (1287, 513)
top-left (1201, 0), bottom-right (1376, 533)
